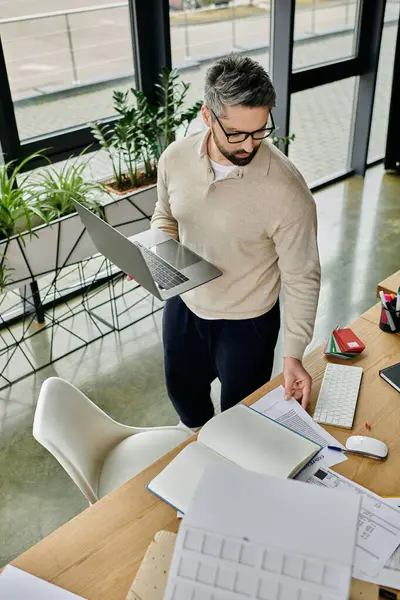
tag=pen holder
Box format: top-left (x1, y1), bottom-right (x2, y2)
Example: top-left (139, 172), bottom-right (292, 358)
top-left (379, 306), bottom-right (400, 333)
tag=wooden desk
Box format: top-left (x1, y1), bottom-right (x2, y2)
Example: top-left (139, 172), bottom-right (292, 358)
top-left (377, 270), bottom-right (400, 297)
top-left (11, 308), bottom-right (400, 599)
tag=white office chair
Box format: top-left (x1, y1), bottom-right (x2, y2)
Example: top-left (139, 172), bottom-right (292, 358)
top-left (33, 377), bottom-right (191, 504)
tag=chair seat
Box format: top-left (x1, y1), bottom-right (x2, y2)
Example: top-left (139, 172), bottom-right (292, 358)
top-left (98, 429), bottom-right (190, 498)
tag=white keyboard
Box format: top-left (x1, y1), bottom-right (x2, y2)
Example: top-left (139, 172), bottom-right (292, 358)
top-left (313, 363), bottom-right (363, 429)
top-left (169, 526), bottom-right (351, 600)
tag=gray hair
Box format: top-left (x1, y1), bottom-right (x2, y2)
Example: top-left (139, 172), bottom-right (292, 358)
top-left (204, 55), bottom-right (276, 117)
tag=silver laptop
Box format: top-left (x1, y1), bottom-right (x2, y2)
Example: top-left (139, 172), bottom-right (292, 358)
top-left (72, 200), bottom-right (222, 300)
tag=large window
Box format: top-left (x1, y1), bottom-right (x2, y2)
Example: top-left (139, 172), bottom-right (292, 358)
top-left (0, 0), bottom-right (397, 181)
top-left (170, 0), bottom-right (272, 111)
top-left (289, 78), bottom-right (357, 185)
top-left (293, 0), bottom-right (361, 70)
top-left (0, 1), bottom-right (135, 140)
top-left (170, 1), bottom-right (271, 65)
top-left (368, 1), bottom-right (399, 162)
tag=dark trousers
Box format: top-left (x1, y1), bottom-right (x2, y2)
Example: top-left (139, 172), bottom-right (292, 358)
top-left (162, 296), bottom-right (280, 428)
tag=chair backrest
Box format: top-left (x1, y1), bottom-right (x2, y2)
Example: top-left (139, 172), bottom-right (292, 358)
top-left (33, 377), bottom-right (134, 503)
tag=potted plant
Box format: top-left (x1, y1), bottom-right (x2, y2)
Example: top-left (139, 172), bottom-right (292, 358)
top-left (0, 70), bottom-right (202, 293)
top-left (91, 68), bottom-right (202, 194)
top-left (35, 151), bottom-right (104, 222)
top-left (0, 150), bottom-right (156, 293)
top-left (0, 152), bottom-right (48, 240)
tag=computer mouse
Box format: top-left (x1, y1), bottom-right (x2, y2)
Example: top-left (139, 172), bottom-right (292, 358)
top-left (346, 435), bottom-right (388, 459)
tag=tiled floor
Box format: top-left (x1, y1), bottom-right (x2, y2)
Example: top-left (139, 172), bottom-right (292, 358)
top-left (0, 164), bottom-right (399, 566)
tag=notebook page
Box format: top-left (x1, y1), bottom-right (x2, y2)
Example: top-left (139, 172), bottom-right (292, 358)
top-left (198, 404), bottom-right (320, 479)
top-left (147, 442), bottom-right (235, 513)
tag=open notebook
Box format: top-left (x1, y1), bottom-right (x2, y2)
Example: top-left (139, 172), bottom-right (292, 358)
top-left (147, 404), bottom-right (321, 513)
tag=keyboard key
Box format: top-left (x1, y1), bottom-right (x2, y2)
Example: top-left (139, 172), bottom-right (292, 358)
top-left (197, 562), bottom-right (217, 585)
top-left (203, 534), bottom-right (222, 557)
top-left (262, 549), bottom-right (284, 573)
top-left (172, 581), bottom-right (194, 600)
top-left (135, 242), bottom-right (189, 289)
top-left (299, 591), bottom-right (320, 600)
top-left (234, 571), bottom-right (256, 596)
top-left (193, 590), bottom-right (212, 600)
top-left (239, 543), bottom-right (260, 567)
top-left (184, 529), bottom-right (204, 552)
top-left (221, 539), bottom-right (241, 562)
top-left (282, 554), bottom-right (304, 579)
top-left (178, 557), bottom-right (198, 580)
top-left (257, 579), bottom-right (280, 600)
top-left (279, 582), bottom-right (300, 600)
top-left (303, 558), bottom-right (325, 583)
top-left (216, 566), bottom-right (235, 590)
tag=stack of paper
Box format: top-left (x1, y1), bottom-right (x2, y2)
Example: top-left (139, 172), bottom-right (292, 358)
top-left (164, 467), bottom-right (360, 600)
top-left (252, 388), bottom-right (400, 590)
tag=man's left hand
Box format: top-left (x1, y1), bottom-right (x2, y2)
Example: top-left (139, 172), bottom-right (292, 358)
top-left (283, 357), bottom-right (312, 409)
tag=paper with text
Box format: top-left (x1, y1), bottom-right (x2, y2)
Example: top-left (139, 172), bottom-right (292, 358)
top-left (251, 386), bottom-right (347, 469)
top-left (353, 498), bottom-right (400, 588)
top-left (296, 466), bottom-right (400, 577)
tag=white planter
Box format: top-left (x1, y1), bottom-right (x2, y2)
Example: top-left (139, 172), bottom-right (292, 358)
top-left (0, 185), bottom-right (157, 293)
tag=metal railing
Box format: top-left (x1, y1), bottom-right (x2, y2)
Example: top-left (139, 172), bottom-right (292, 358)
top-left (0, 2), bottom-right (128, 86)
top-left (0, 0), bottom-right (397, 96)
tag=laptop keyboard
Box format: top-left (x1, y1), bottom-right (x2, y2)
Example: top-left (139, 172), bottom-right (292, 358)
top-left (134, 242), bottom-right (189, 290)
top-left (168, 526), bottom-right (350, 600)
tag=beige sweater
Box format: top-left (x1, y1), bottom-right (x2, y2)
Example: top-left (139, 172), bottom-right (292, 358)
top-left (151, 131), bottom-right (321, 360)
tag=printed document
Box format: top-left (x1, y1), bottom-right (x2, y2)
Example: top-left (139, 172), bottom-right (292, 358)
top-left (354, 544), bottom-right (400, 589)
top-left (251, 386), bottom-right (347, 469)
top-left (296, 466), bottom-right (400, 577)
top-left (354, 498), bottom-right (400, 588)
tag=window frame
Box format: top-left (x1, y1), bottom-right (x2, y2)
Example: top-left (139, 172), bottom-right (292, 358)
top-left (0, 0), bottom-right (397, 182)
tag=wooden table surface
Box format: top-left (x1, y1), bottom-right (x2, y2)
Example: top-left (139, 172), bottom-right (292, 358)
top-left (377, 270), bottom-right (400, 297)
top-left (11, 304), bottom-right (400, 599)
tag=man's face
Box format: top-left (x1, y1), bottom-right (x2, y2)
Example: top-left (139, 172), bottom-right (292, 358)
top-left (202, 104), bottom-right (271, 166)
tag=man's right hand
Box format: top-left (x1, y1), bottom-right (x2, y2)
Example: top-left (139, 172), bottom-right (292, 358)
top-left (127, 275), bottom-right (134, 281)
top-left (283, 357), bottom-right (312, 410)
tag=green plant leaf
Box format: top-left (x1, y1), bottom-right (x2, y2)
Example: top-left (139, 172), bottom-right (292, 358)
top-left (34, 150), bottom-right (103, 222)
top-left (89, 69), bottom-right (201, 191)
top-left (0, 149), bottom-right (50, 239)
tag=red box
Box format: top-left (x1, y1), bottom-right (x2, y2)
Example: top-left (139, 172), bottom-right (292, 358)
top-left (332, 328), bottom-right (365, 353)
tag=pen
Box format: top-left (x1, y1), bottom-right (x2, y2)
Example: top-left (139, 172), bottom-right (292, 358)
top-left (327, 445), bottom-right (383, 460)
top-left (380, 291), bottom-right (396, 332)
top-left (396, 287), bottom-right (400, 312)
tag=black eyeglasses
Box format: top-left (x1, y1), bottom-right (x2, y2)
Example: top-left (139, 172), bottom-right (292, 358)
top-left (211, 109), bottom-right (275, 144)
